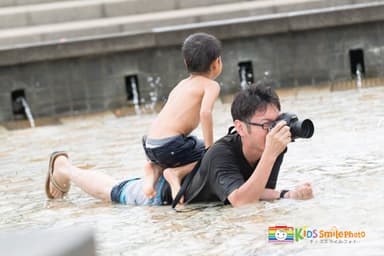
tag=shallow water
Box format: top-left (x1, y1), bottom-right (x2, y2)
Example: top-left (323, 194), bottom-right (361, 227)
top-left (1, 86), bottom-right (383, 255)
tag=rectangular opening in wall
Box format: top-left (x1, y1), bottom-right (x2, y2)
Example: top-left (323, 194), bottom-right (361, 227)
top-left (124, 75), bottom-right (140, 104)
top-left (349, 49), bottom-right (365, 77)
top-left (238, 61), bottom-right (254, 88)
top-left (11, 89), bottom-right (26, 115)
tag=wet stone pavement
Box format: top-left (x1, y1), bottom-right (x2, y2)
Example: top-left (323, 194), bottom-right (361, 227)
top-left (0, 86), bottom-right (383, 256)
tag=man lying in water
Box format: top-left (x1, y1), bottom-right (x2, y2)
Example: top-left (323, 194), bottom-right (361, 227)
top-left (45, 83), bottom-right (313, 206)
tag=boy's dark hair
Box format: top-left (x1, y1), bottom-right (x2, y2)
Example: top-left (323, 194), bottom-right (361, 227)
top-left (231, 82), bottom-right (281, 122)
top-left (182, 32), bottom-right (221, 74)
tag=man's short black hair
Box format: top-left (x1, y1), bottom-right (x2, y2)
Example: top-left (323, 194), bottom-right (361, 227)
top-left (182, 32), bottom-right (222, 74)
top-left (231, 82), bottom-right (281, 122)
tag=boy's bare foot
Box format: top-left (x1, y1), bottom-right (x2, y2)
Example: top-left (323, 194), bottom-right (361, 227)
top-left (287, 182), bottom-right (313, 200)
top-left (143, 162), bottom-right (161, 198)
top-left (163, 168), bottom-right (184, 204)
top-left (46, 153), bottom-right (71, 199)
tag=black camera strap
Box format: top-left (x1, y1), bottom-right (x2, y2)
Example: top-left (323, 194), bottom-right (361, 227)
top-left (171, 126), bottom-right (236, 209)
top-left (171, 159), bottom-right (202, 209)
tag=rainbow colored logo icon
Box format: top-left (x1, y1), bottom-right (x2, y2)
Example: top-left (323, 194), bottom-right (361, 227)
top-left (268, 226), bottom-right (294, 243)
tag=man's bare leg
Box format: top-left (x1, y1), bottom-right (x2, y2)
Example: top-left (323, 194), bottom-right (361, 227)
top-left (48, 155), bottom-right (117, 201)
top-left (163, 161), bottom-right (197, 204)
top-left (143, 161), bottom-right (162, 198)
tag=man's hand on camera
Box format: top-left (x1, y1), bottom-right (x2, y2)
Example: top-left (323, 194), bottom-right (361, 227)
top-left (265, 120), bottom-right (291, 158)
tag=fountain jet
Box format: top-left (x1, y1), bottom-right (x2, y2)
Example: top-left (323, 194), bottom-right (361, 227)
top-left (356, 63), bottom-right (363, 89)
top-left (16, 96), bottom-right (35, 128)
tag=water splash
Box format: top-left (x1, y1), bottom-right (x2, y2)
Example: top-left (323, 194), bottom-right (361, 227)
top-left (147, 76), bottom-right (161, 113)
top-left (263, 70), bottom-right (271, 84)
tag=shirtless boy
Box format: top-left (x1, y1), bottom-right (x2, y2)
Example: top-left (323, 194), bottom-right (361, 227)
top-left (142, 32), bottom-right (222, 202)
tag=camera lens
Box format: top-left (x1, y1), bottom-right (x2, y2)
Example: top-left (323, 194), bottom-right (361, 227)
top-left (292, 119), bottom-right (314, 139)
top-left (273, 112), bottom-right (315, 140)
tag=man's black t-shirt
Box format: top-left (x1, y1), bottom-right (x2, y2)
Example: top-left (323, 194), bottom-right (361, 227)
top-left (177, 132), bottom-right (286, 205)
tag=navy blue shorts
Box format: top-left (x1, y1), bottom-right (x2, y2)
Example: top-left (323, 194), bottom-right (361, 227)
top-left (142, 135), bottom-right (205, 168)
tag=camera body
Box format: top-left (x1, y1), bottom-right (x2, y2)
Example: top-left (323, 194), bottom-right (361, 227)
top-left (272, 113), bottom-right (314, 140)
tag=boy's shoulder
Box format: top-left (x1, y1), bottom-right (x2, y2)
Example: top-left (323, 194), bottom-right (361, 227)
top-left (175, 76), bottom-right (219, 93)
top-left (189, 75), bottom-right (220, 90)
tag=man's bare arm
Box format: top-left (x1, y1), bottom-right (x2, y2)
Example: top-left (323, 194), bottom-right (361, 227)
top-left (227, 122), bottom-right (290, 207)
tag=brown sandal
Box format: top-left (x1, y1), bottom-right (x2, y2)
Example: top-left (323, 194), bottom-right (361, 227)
top-left (45, 151), bottom-right (70, 199)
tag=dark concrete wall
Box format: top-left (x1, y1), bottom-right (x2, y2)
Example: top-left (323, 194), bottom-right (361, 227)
top-left (222, 21), bottom-right (384, 91)
top-left (1, 20), bottom-right (384, 122)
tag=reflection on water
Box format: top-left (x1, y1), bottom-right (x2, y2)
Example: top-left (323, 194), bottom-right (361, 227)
top-left (1, 86), bottom-right (384, 255)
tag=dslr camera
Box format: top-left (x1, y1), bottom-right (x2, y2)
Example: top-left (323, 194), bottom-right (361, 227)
top-left (272, 113), bottom-right (314, 140)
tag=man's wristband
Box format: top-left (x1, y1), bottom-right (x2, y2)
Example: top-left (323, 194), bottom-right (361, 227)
top-left (279, 190), bottom-right (290, 199)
